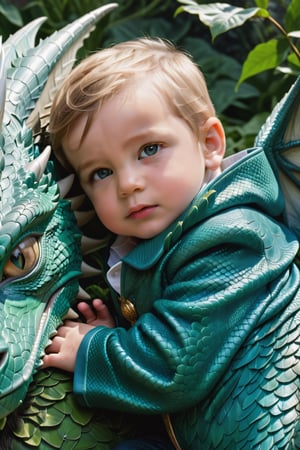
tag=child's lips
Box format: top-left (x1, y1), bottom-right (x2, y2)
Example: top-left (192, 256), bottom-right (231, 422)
top-left (128, 204), bottom-right (157, 219)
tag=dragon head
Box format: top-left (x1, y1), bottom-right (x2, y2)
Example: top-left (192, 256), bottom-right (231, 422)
top-left (0, 3), bottom-right (117, 420)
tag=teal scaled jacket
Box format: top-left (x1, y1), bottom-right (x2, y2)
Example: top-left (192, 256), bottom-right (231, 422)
top-left (74, 147), bottom-right (300, 449)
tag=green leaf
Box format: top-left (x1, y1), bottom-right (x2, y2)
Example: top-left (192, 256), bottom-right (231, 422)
top-left (0, 1), bottom-right (22, 26)
top-left (287, 52), bottom-right (300, 69)
top-left (211, 79), bottom-right (259, 114)
top-left (175, 0), bottom-right (205, 16)
top-left (225, 111), bottom-right (269, 155)
top-left (285, 0), bottom-right (300, 32)
top-left (254, 0), bottom-right (268, 7)
top-left (237, 39), bottom-right (288, 87)
top-left (241, 112), bottom-right (270, 135)
top-left (175, 2), bottom-right (267, 40)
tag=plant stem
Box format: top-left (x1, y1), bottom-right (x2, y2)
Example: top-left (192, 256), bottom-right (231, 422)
top-left (267, 15), bottom-right (300, 61)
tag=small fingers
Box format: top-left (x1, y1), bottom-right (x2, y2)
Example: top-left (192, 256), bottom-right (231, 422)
top-left (42, 353), bottom-right (74, 372)
top-left (92, 298), bottom-right (105, 309)
top-left (42, 353), bottom-right (60, 368)
top-left (77, 301), bottom-right (97, 322)
top-left (77, 299), bottom-right (109, 324)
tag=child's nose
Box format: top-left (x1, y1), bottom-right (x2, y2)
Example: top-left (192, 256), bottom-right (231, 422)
top-left (118, 168), bottom-right (144, 197)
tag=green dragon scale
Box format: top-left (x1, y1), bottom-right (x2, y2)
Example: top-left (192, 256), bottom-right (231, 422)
top-left (0, 2), bottom-right (300, 449)
top-left (0, 4), bottom-right (137, 449)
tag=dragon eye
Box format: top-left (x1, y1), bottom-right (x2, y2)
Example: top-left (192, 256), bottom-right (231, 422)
top-left (3, 237), bottom-right (40, 278)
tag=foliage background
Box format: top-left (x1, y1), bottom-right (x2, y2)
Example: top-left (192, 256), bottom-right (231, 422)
top-left (0, 0), bottom-right (298, 155)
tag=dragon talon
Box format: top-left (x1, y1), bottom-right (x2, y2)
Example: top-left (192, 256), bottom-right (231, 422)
top-left (77, 285), bottom-right (91, 300)
top-left (81, 261), bottom-right (102, 277)
top-left (26, 145), bottom-right (51, 181)
top-left (48, 331), bottom-right (58, 339)
top-left (57, 174), bottom-right (75, 198)
top-left (62, 308), bottom-right (79, 320)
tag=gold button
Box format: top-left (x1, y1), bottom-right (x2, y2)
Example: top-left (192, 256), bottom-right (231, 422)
top-left (118, 297), bottom-right (138, 325)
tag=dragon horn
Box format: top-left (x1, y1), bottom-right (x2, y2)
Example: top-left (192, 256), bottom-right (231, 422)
top-left (4, 3), bottom-right (118, 134)
top-left (57, 174), bottom-right (75, 198)
top-left (3, 17), bottom-right (46, 69)
top-left (27, 2), bottom-right (118, 132)
top-left (26, 145), bottom-right (51, 181)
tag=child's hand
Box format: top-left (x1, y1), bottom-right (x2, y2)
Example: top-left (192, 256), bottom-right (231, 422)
top-left (77, 298), bottom-right (115, 328)
top-left (42, 299), bottom-right (114, 372)
top-left (42, 320), bottom-right (93, 372)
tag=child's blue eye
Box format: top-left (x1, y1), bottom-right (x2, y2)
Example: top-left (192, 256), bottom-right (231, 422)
top-left (140, 144), bottom-right (160, 158)
top-left (94, 168), bottom-right (112, 180)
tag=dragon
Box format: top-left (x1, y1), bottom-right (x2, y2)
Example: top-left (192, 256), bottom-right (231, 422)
top-left (0, 2), bottom-right (300, 449)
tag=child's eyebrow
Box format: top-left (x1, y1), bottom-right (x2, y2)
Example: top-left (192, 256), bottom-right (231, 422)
top-left (121, 125), bottom-right (169, 146)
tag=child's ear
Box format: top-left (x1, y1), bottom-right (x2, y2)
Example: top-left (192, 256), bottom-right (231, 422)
top-left (201, 117), bottom-right (226, 171)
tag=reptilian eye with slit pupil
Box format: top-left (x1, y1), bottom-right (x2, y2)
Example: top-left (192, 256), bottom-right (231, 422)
top-left (3, 237), bottom-right (40, 278)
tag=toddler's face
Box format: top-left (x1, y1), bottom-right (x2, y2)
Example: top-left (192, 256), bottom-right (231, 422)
top-left (62, 83), bottom-right (221, 239)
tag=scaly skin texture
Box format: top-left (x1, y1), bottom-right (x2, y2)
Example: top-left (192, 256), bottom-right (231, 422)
top-left (0, 5), bottom-right (137, 448)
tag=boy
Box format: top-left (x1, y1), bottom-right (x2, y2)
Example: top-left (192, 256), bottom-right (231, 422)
top-left (43, 38), bottom-right (300, 449)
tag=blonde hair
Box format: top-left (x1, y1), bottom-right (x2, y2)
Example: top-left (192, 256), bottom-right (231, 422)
top-left (49, 37), bottom-right (216, 165)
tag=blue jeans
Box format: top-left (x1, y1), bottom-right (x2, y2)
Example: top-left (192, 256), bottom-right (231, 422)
top-left (112, 436), bottom-right (175, 449)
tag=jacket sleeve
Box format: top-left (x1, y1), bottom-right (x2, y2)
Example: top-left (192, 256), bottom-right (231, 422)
top-left (74, 207), bottom-right (299, 414)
